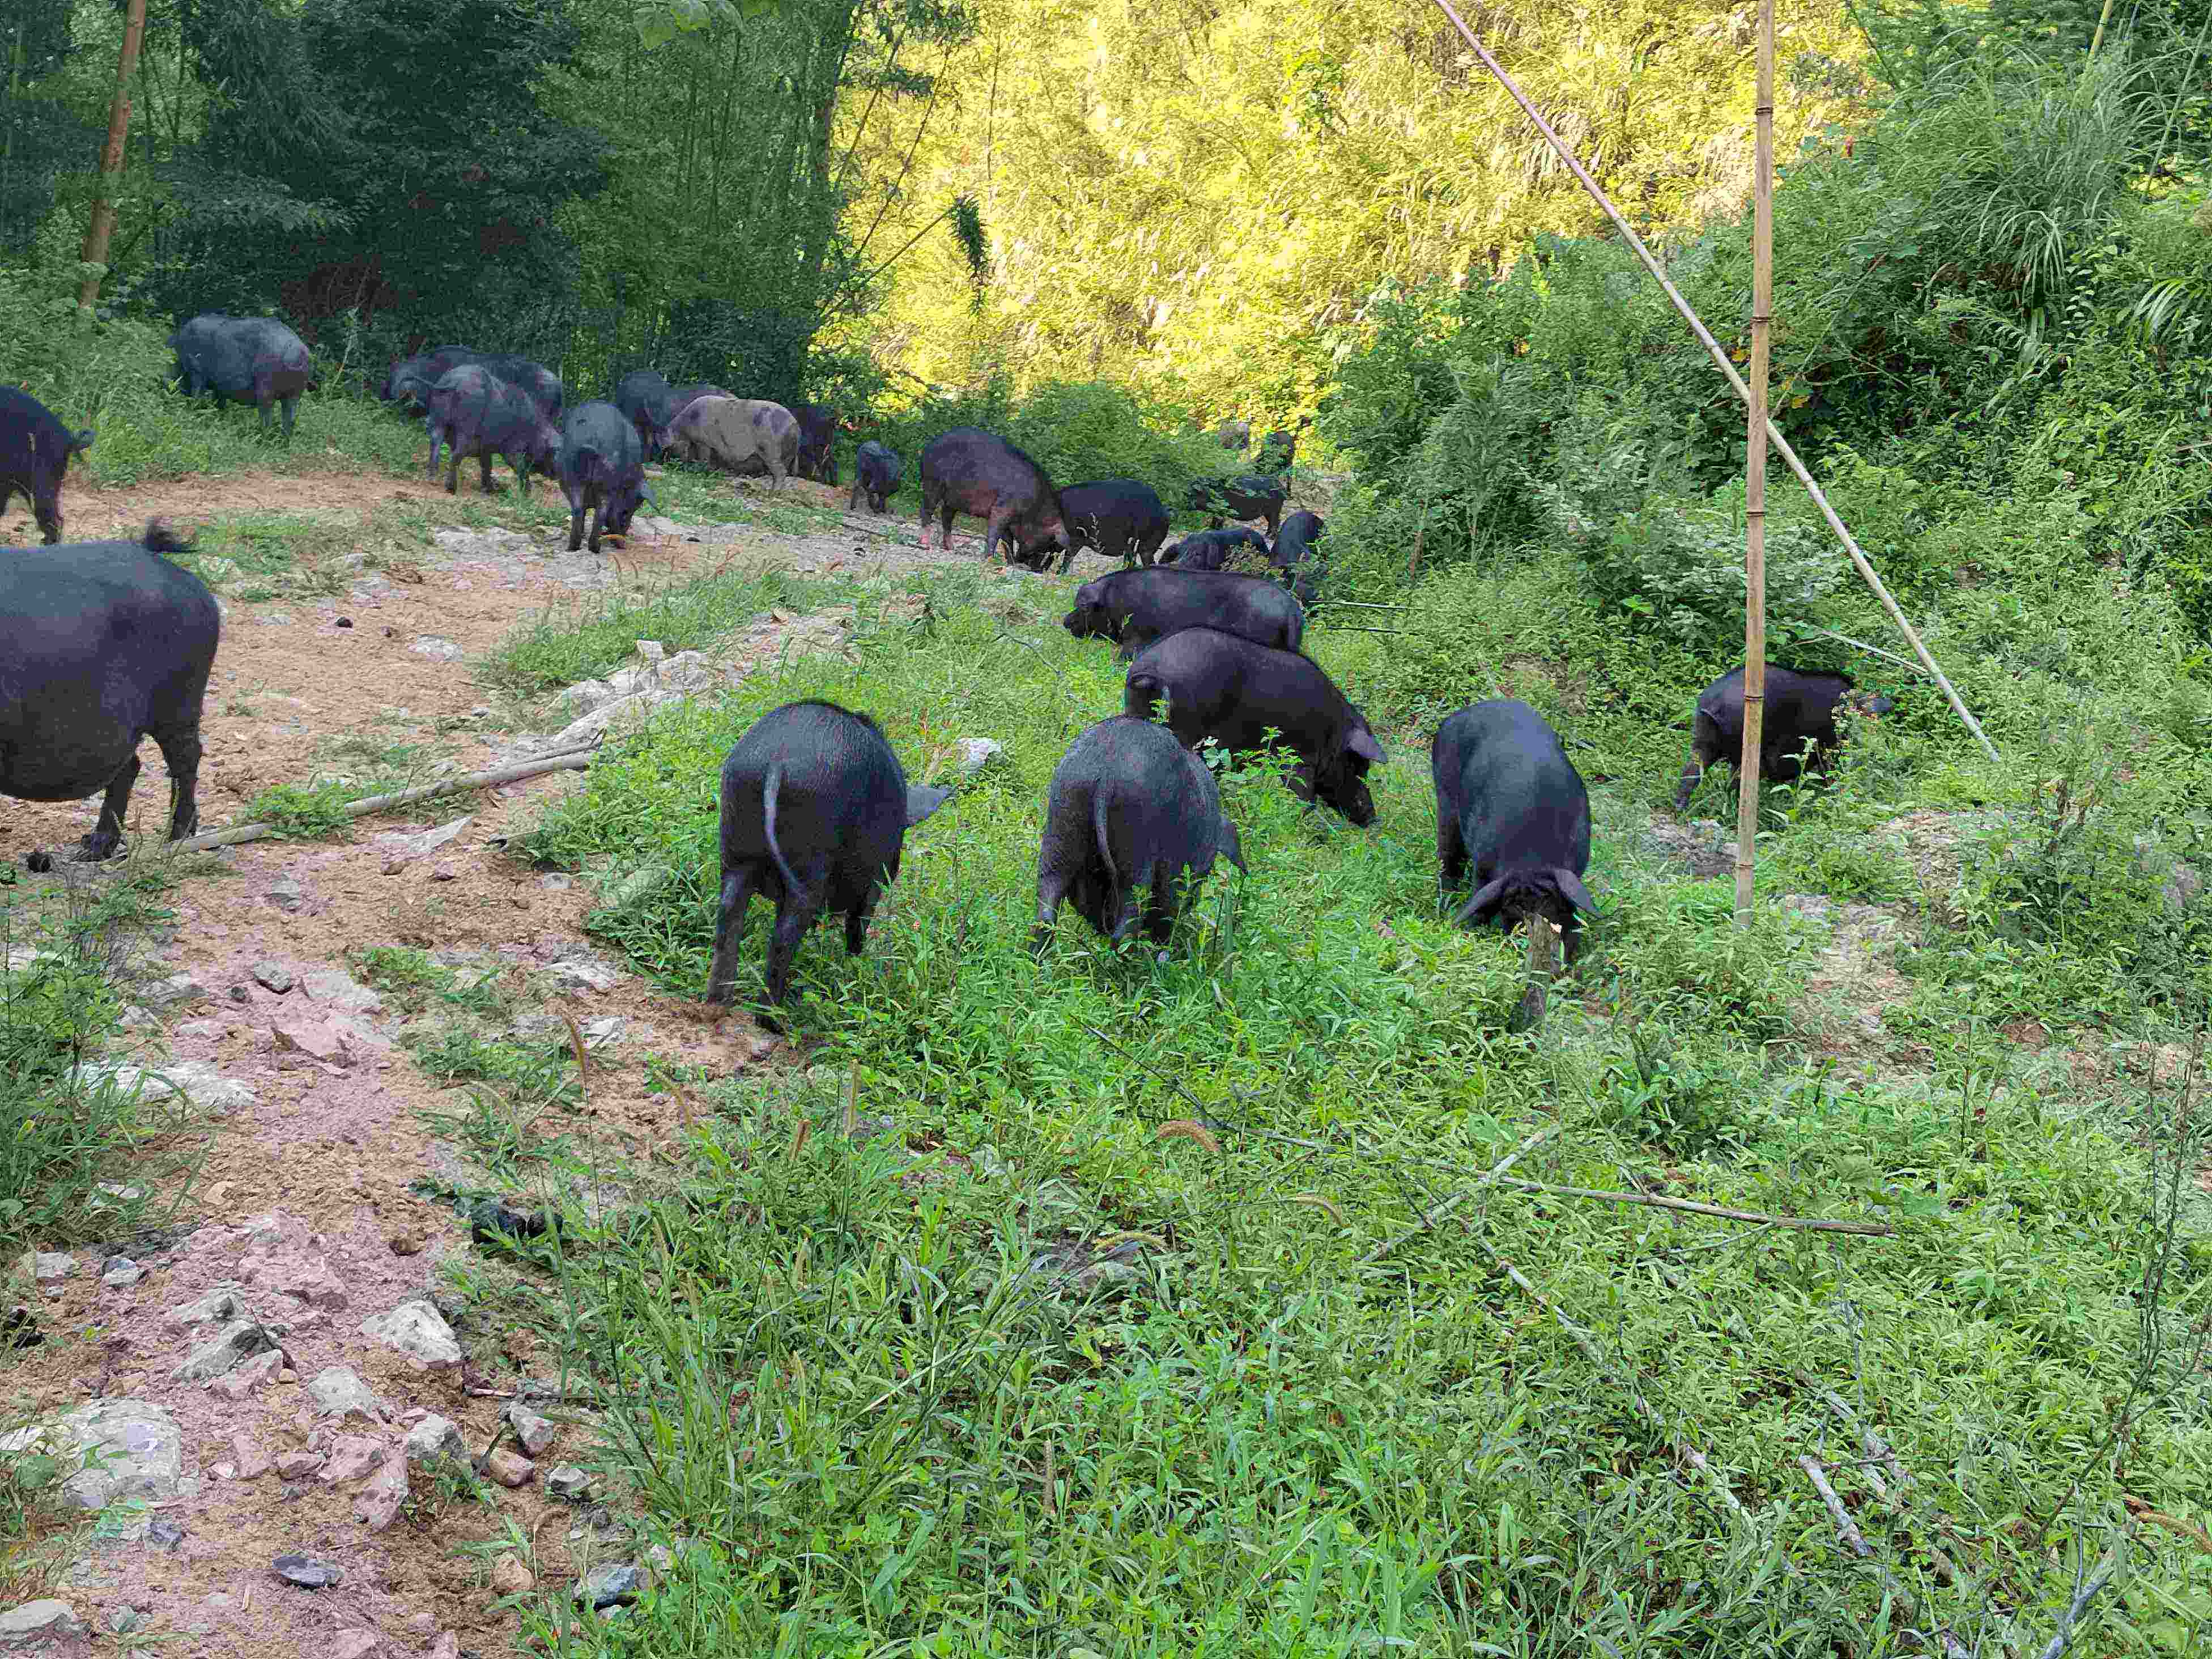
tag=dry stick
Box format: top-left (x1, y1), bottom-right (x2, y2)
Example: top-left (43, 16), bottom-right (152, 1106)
top-left (150, 748), bottom-right (599, 856)
top-left (1426, 0), bottom-right (2000, 765)
top-left (1798, 1457), bottom-right (1970, 1659)
top-left (1795, 622), bottom-right (1929, 676)
top-left (1515, 916), bottom-right (1560, 1030)
top-left (2033, 1538), bottom-right (2128, 1659)
top-left (1735, 0), bottom-right (1775, 928)
top-left (1359, 1125), bottom-right (1559, 1266)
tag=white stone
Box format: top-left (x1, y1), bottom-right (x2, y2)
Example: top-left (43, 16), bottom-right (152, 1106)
top-left (409, 636), bottom-right (465, 662)
top-left (30, 1253), bottom-right (76, 1284)
top-left (301, 969), bottom-right (384, 1015)
top-left (957, 737), bottom-right (1004, 777)
top-left (0, 1600), bottom-right (86, 1645)
top-left (403, 1415), bottom-right (469, 1465)
top-left (359, 1300), bottom-right (461, 1371)
top-left (172, 1319), bottom-right (275, 1382)
top-left (95, 1059), bottom-right (256, 1114)
top-left (165, 1284), bottom-right (244, 1326)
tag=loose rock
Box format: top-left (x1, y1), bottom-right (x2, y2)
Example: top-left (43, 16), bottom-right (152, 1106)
top-left (320, 1437), bottom-right (384, 1483)
top-left (250, 961), bottom-right (295, 994)
top-left (208, 1347), bottom-right (284, 1399)
top-left (265, 877), bottom-right (306, 914)
top-left (330, 1631), bottom-right (381, 1659)
top-left (403, 1415), bottom-right (468, 1466)
top-left (30, 1253), bottom-right (76, 1284)
top-left (957, 737), bottom-right (1005, 777)
top-left (144, 1519), bottom-right (185, 1551)
top-left (166, 1284), bottom-right (243, 1326)
top-left (577, 1563), bottom-right (641, 1609)
top-left (359, 1300), bottom-right (462, 1370)
top-left (271, 1554), bottom-right (344, 1590)
top-left (354, 1458), bottom-right (409, 1532)
top-left (275, 1451), bottom-right (324, 1478)
top-left (231, 1432), bottom-right (272, 1479)
top-left (0, 1600), bottom-right (86, 1649)
top-left (273, 1020), bottom-right (348, 1065)
top-left (546, 1465), bottom-right (592, 1501)
top-left (306, 1366), bottom-right (385, 1422)
top-left (490, 1554), bottom-right (534, 1597)
top-left (409, 636), bottom-right (465, 662)
top-left (484, 1447), bottom-right (534, 1488)
top-left (50, 1399), bottom-right (182, 1510)
top-left (172, 1318), bottom-right (276, 1382)
top-left (100, 1257), bottom-right (141, 1289)
top-left (505, 1404), bottom-right (557, 1456)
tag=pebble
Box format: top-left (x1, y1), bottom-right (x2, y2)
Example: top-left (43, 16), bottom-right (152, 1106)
top-left (387, 1230), bottom-right (424, 1256)
top-left (331, 1632), bottom-right (381, 1659)
top-left (101, 1258), bottom-right (142, 1289)
top-left (490, 1554), bottom-right (534, 1597)
top-left (271, 1554), bottom-right (344, 1589)
top-left (146, 1518), bottom-right (185, 1551)
top-left (167, 1285), bottom-right (243, 1326)
top-left (172, 1318), bottom-right (276, 1381)
top-left (231, 1432), bottom-right (272, 1479)
top-left (265, 877), bottom-right (305, 914)
top-left (484, 1447), bottom-right (534, 1488)
top-left (30, 1252), bottom-right (76, 1283)
top-left (403, 1415), bottom-right (468, 1466)
top-left (505, 1403), bottom-right (556, 1456)
top-left (546, 1464), bottom-right (592, 1501)
top-left (0, 1601), bottom-right (86, 1644)
top-left (209, 1347), bottom-right (284, 1399)
top-left (251, 961), bottom-right (295, 994)
top-left (359, 1300), bottom-right (462, 1370)
top-left (577, 1563), bottom-right (641, 1609)
top-left (275, 1450), bottom-right (325, 1479)
top-left (306, 1366), bottom-right (385, 1422)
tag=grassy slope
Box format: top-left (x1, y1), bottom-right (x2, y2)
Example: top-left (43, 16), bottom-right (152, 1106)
top-left (503, 571), bottom-right (2212, 1656)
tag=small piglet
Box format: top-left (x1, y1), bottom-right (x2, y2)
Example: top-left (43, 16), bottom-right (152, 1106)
top-left (704, 701), bottom-right (948, 1022)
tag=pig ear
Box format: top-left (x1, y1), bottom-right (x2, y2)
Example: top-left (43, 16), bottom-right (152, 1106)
top-left (1457, 878), bottom-right (1508, 928)
top-left (1346, 728), bottom-right (1385, 765)
top-left (1218, 818), bottom-right (1248, 874)
top-left (1552, 869), bottom-right (1598, 916)
top-left (905, 785), bottom-right (951, 827)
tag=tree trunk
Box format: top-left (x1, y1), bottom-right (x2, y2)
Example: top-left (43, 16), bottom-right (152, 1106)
top-left (1733, 0), bottom-right (1774, 926)
top-left (79, 0), bottom-right (150, 314)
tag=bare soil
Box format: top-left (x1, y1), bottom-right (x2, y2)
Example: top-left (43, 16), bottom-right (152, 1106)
top-left (3, 467), bottom-right (1107, 1658)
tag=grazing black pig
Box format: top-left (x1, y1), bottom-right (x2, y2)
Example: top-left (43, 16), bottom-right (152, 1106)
top-left (426, 365), bottom-right (561, 495)
top-left (612, 368), bottom-right (678, 458)
top-left (169, 313), bottom-right (313, 440)
top-left (1161, 526), bottom-right (1271, 573)
top-left (0, 386), bottom-right (93, 545)
top-left (849, 441), bottom-right (903, 513)
top-left (1271, 510), bottom-right (1326, 607)
top-left (1672, 665), bottom-right (1895, 812)
top-left (381, 345), bottom-right (483, 412)
top-left (1, 520), bottom-right (219, 866)
top-left (793, 402), bottom-right (837, 483)
top-left (1033, 716), bottom-right (1245, 954)
top-left (1125, 627), bottom-right (1384, 826)
top-left (703, 701), bottom-right (949, 1019)
top-left (1066, 567), bottom-right (1304, 657)
top-left (918, 427), bottom-right (1070, 564)
top-left (1186, 474), bottom-right (1287, 537)
top-left (1041, 478), bottom-right (1171, 573)
top-left (474, 353), bottom-right (563, 424)
top-left (1254, 428), bottom-right (1299, 473)
top-left (1433, 699), bottom-right (1596, 962)
top-left (556, 401), bottom-right (653, 554)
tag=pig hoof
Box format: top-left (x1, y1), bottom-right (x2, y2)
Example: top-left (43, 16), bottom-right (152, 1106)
top-left (25, 848), bottom-right (54, 874)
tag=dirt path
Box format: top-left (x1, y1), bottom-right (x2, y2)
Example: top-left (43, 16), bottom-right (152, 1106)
top-left (3, 468), bottom-right (1076, 1659)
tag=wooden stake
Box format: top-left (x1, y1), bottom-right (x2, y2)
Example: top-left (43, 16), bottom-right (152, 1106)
top-left (1511, 916), bottom-right (1559, 1031)
top-left (1735, 0), bottom-right (1775, 926)
top-left (78, 0), bottom-right (148, 314)
top-left (1425, 0), bottom-right (1999, 764)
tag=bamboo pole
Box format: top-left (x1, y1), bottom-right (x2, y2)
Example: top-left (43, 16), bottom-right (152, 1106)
top-left (1735, 0), bottom-right (1776, 925)
top-left (78, 0), bottom-right (148, 314)
top-left (1425, 0), bottom-right (1999, 764)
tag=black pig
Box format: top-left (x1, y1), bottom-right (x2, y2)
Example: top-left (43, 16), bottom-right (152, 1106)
top-left (850, 441), bottom-right (903, 514)
top-left (1125, 627), bottom-right (1384, 826)
top-left (917, 428), bottom-right (1069, 564)
top-left (426, 365), bottom-right (561, 495)
top-left (1186, 474), bottom-right (1287, 538)
top-left (169, 313), bottom-right (314, 440)
top-left (556, 401), bottom-right (654, 554)
top-left (1065, 567), bottom-right (1304, 658)
top-left (1033, 716), bottom-right (1244, 954)
top-left (1673, 665), bottom-right (1895, 812)
top-left (704, 701), bottom-right (949, 1020)
top-left (1433, 699), bottom-right (1596, 961)
top-left (1, 520), bottom-right (219, 866)
top-left (0, 386), bottom-right (93, 545)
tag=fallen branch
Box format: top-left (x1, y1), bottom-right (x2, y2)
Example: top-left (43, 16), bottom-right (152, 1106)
top-left (2033, 1539), bottom-right (2127, 1659)
top-left (152, 747), bottom-right (599, 856)
top-left (1360, 1125), bottom-right (1558, 1266)
top-left (1798, 1456), bottom-right (1969, 1659)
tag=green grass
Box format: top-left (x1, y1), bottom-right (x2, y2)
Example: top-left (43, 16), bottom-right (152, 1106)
top-left (488, 590), bottom-right (2212, 1657)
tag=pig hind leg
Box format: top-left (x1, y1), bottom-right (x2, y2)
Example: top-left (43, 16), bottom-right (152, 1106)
top-left (78, 751), bottom-right (143, 861)
top-left (704, 862), bottom-right (760, 1005)
top-left (1437, 806), bottom-right (1467, 906)
top-left (1673, 714), bottom-right (1724, 813)
top-left (152, 721), bottom-right (204, 842)
top-left (843, 882), bottom-right (883, 957)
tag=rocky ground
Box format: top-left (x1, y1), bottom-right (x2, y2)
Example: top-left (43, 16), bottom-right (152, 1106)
top-left (0, 471), bottom-right (1078, 1659)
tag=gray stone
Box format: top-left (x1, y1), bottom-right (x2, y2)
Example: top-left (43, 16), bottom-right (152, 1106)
top-left (957, 737), bottom-right (1004, 777)
top-left (97, 1059), bottom-right (256, 1115)
top-left (171, 1319), bottom-right (276, 1382)
top-left (30, 1253), bottom-right (75, 1284)
top-left (250, 962), bottom-right (295, 994)
top-left (403, 1415), bottom-right (469, 1465)
top-left (0, 1600), bottom-right (86, 1649)
top-left (51, 1399), bottom-right (183, 1511)
top-left (544, 950), bottom-right (621, 993)
top-left (576, 1564), bottom-right (640, 1609)
top-left (354, 1457), bottom-right (408, 1532)
top-left (601, 864), bottom-right (671, 909)
top-left (100, 1259), bottom-right (141, 1290)
top-left (271, 1555), bottom-right (343, 1590)
top-left (306, 1366), bottom-right (386, 1422)
top-left (144, 1519), bottom-right (185, 1551)
top-left (265, 877), bottom-right (306, 913)
top-left (166, 1284), bottom-right (244, 1326)
top-left (545, 1465), bottom-right (592, 1502)
top-left (301, 969), bottom-right (383, 1015)
top-left (138, 971), bottom-right (212, 1011)
top-left (409, 636), bottom-right (466, 662)
top-left (504, 1404), bottom-right (556, 1456)
top-left (208, 1347), bottom-right (284, 1399)
top-left (359, 1300), bottom-right (461, 1371)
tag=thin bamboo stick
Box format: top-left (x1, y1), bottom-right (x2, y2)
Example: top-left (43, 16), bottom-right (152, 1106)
top-left (1424, 0), bottom-right (1999, 764)
top-left (1735, 0), bottom-right (1775, 926)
